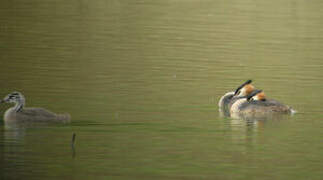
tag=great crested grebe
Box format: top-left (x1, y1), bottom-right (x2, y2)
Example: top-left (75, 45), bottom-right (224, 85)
top-left (218, 80), bottom-right (255, 115)
top-left (1, 91), bottom-right (71, 124)
top-left (230, 89), bottom-right (295, 117)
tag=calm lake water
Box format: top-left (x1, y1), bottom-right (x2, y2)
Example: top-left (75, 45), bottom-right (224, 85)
top-left (1, 0), bottom-right (323, 179)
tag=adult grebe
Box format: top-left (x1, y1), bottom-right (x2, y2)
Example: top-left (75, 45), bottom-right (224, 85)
top-left (230, 89), bottom-right (295, 117)
top-left (218, 80), bottom-right (255, 116)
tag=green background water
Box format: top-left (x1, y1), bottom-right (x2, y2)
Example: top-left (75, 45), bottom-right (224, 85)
top-left (0, 0), bottom-right (322, 179)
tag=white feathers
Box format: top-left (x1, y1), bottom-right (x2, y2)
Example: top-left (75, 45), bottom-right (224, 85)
top-left (230, 98), bottom-right (247, 114)
top-left (218, 91), bottom-right (234, 108)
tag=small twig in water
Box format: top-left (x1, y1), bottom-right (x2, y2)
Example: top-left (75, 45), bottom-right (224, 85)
top-left (71, 133), bottom-right (76, 158)
top-left (71, 133), bottom-right (76, 148)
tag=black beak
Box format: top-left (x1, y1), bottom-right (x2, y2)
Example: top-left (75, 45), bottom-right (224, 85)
top-left (234, 79), bottom-right (252, 95)
top-left (247, 89), bottom-right (262, 101)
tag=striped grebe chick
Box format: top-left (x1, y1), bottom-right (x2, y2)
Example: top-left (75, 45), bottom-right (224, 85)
top-left (1, 92), bottom-right (71, 124)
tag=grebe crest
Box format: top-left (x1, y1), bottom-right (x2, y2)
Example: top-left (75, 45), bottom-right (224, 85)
top-left (237, 84), bottom-right (254, 97)
top-left (247, 90), bottom-right (266, 101)
top-left (234, 80), bottom-right (254, 97)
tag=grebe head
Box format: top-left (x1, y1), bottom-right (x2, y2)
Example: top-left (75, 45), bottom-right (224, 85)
top-left (1, 92), bottom-right (25, 112)
top-left (234, 80), bottom-right (254, 97)
top-left (247, 90), bottom-right (266, 101)
top-left (1, 92), bottom-right (24, 103)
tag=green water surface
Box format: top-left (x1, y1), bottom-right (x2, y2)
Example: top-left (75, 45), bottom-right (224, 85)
top-left (0, 0), bottom-right (322, 179)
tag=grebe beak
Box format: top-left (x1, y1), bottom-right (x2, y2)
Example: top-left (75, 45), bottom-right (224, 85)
top-left (0, 97), bottom-right (10, 103)
top-left (234, 79), bottom-right (252, 95)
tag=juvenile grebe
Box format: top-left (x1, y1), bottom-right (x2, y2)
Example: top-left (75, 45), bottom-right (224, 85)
top-left (230, 90), bottom-right (295, 117)
top-left (1, 92), bottom-right (71, 124)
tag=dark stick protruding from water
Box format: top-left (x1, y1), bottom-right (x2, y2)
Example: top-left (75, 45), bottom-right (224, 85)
top-left (71, 133), bottom-right (76, 158)
top-left (71, 133), bottom-right (76, 148)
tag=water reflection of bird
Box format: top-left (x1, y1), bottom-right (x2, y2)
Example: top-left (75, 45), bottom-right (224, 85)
top-left (218, 80), bottom-right (255, 116)
top-left (230, 89), bottom-right (295, 118)
top-left (1, 92), bottom-right (70, 124)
